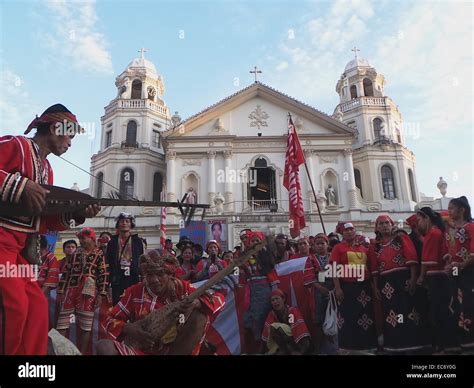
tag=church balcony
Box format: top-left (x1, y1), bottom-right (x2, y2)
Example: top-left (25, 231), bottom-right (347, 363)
top-left (338, 96), bottom-right (392, 113)
top-left (104, 99), bottom-right (169, 116)
top-left (121, 141), bottom-right (139, 149)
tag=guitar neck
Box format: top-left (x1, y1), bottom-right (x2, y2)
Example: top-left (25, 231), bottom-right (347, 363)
top-left (54, 198), bottom-right (210, 209)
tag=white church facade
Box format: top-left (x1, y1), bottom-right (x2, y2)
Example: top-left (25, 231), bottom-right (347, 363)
top-left (81, 51), bottom-right (422, 249)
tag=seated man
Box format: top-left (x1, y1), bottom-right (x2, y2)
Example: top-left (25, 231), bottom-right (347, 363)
top-left (97, 251), bottom-right (225, 355)
top-left (261, 289), bottom-right (311, 355)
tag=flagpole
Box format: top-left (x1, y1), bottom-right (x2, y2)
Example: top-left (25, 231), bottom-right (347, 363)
top-left (288, 113), bottom-right (327, 235)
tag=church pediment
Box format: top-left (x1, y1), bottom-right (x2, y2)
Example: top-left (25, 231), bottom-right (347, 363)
top-left (163, 82), bottom-right (355, 139)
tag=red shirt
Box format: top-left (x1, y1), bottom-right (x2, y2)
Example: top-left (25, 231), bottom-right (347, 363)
top-left (329, 241), bottom-right (369, 282)
top-left (261, 306), bottom-right (310, 345)
top-left (445, 222), bottom-right (474, 264)
top-left (37, 252), bottom-right (60, 288)
top-left (368, 233), bottom-right (418, 276)
top-left (421, 226), bottom-right (448, 273)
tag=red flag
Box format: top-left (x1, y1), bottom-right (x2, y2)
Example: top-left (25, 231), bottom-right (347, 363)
top-left (160, 191), bottom-right (167, 248)
top-left (284, 115), bottom-right (306, 238)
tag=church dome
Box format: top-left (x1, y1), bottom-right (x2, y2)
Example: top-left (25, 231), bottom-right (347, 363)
top-left (127, 56), bottom-right (158, 77)
top-left (344, 57), bottom-right (371, 71)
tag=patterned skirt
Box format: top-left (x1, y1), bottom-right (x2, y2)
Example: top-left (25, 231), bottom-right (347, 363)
top-left (454, 265), bottom-right (474, 349)
top-left (426, 272), bottom-right (460, 351)
top-left (243, 278), bottom-right (272, 341)
top-left (378, 268), bottom-right (430, 352)
top-left (337, 281), bottom-right (377, 351)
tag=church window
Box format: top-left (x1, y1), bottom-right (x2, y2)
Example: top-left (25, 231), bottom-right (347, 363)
top-left (120, 168), bottom-right (135, 199)
top-left (350, 85), bottom-right (358, 99)
top-left (408, 169), bottom-right (417, 201)
top-left (152, 130), bottom-right (160, 148)
top-left (363, 78), bottom-right (374, 96)
top-left (126, 120), bottom-right (137, 147)
top-left (373, 118), bottom-right (384, 143)
top-left (248, 158), bottom-right (277, 211)
top-left (354, 169), bottom-right (363, 198)
top-left (131, 80), bottom-right (142, 99)
top-left (153, 172), bottom-right (163, 201)
top-left (105, 130), bottom-right (112, 148)
top-left (96, 172), bottom-right (104, 198)
top-left (381, 165), bottom-right (396, 199)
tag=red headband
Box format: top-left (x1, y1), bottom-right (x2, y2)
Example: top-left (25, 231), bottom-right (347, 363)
top-left (271, 288), bottom-right (286, 300)
top-left (24, 112), bottom-right (82, 135)
top-left (406, 214), bottom-right (418, 229)
top-left (248, 231), bottom-right (265, 241)
top-left (314, 233), bottom-right (329, 243)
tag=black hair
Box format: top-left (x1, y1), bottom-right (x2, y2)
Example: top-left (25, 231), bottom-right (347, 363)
top-left (193, 244), bottom-right (203, 252)
top-left (211, 222), bottom-right (222, 232)
top-left (449, 196), bottom-right (472, 222)
top-left (234, 246), bottom-right (242, 251)
top-left (63, 240), bottom-right (77, 250)
top-left (40, 235), bottom-right (48, 250)
top-left (417, 207), bottom-right (445, 232)
top-left (36, 104), bottom-right (72, 135)
top-left (99, 231), bottom-right (112, 238)
top-left (328, 232), bottom-right (340, 241)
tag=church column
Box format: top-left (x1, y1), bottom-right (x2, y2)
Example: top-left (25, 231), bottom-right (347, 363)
top-left (166, 150), bottom-right (177, 212)
top-left (344, 148), bottom-right (358, 209)
top-left (224, 150), bottom-right (234, 212)
top-left (358, 79), bottom-right (365, 97)
top-left (207, 151), bottom-right (216, 205)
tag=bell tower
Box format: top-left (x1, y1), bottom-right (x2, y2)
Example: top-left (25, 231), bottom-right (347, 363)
top-left (90, 49), bottom-right (170, 201)
top-left (333, 49), bottom-right (419, 211)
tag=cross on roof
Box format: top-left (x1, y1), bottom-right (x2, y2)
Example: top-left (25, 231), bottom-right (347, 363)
top-left (351, 46), bottom-right (360, 60)
top-left (139, 48), bottom-right (147, 59)
top-left (249, 66), bottom-right (262, 82)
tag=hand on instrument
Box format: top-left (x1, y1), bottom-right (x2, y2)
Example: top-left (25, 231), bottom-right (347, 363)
top-left (21, 180), bottom-right (50, 214)
top-left (76, 204), bottom-right (101, 218)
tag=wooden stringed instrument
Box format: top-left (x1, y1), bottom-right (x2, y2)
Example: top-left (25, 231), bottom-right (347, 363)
top-left (126, 237), bottom-right (273, 352)
top-left (0, 184), bottom-right (210, 217)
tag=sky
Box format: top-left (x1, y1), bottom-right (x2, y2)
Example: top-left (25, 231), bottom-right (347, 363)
top-left (0, 0), bottom-right (472, 203)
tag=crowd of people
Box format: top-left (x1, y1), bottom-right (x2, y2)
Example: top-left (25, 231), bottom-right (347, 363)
top-left (32, 195), bottom-right (473, 355)
top-left (1, 103), bottom-right (472, 356)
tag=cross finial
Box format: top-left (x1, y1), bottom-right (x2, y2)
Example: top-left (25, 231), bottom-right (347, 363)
top-left (139, 48), bottom-right (147, 59)
top-left (351, 46), bottom-right (360, 60)
top-left (249, 66), bottom-right (262, 83)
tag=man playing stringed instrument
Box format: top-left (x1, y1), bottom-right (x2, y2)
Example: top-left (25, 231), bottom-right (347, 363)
top-left (98, 250), bottom-right (225, 355)
top-left (0, 104), bottom-right (100, 355)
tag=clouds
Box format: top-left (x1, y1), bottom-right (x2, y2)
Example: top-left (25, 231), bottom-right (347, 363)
top-left (0, 69), bottom-right (39, 134)
top-left (267, 0), bottom-right (472, 198)
top-left (39, 0), bottom-right (113, 76)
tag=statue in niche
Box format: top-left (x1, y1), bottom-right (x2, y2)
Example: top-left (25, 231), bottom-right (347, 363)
top-left (118, 78), bottom-right (129, 98)
top-left (437, 177), bottom-right (447, 197)
top-left (325, 184), bottom-right (337, 206)
top-left (214, 192), bottom-right (225, 215)
top-left (184, 187), bottom-right (197, 204)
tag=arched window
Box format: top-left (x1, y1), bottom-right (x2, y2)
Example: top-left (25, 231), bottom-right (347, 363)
top-left (381, 165), bottom-right (396, 199)
top-left (248, 158), bottom-right (276, 210)
top-left (126, 120), bottom-right (137, 146)
top-left (354, 169), bottom-right (363, 198)
top-left (153, 172), bottom-right (163, 201)
top-left (350, 85), bottom-right (358, 99)
top-left (408, 169), bottom-right (417, 201)
top-left (120, 168), bottom-right (134, 199)
top-left (373, 118), bottom-right (384, 143)
top-left (363, 78), bottom-right (374, 96)
top-left (131, 80), bottom-right (142, 99)
top-left (96, 172), bottom-right (104, 198)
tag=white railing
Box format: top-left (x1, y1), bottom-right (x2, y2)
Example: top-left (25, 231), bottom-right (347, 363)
top-left (339, 96), bottom-right (388, 113)
top-left (104, 99), bottom-right (169, 116)
top-left (227, 199), bottom-right (314, 214)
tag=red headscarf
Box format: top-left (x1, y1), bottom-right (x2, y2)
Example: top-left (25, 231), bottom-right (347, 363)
top-left (247, 231), bottom-right (265, 242)
top-left (76, 227), bottom-right (96, 241)
top-left (25, 109), bottom-right (83, 135)
top-left (375, 215), bottom-right (395, 232)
